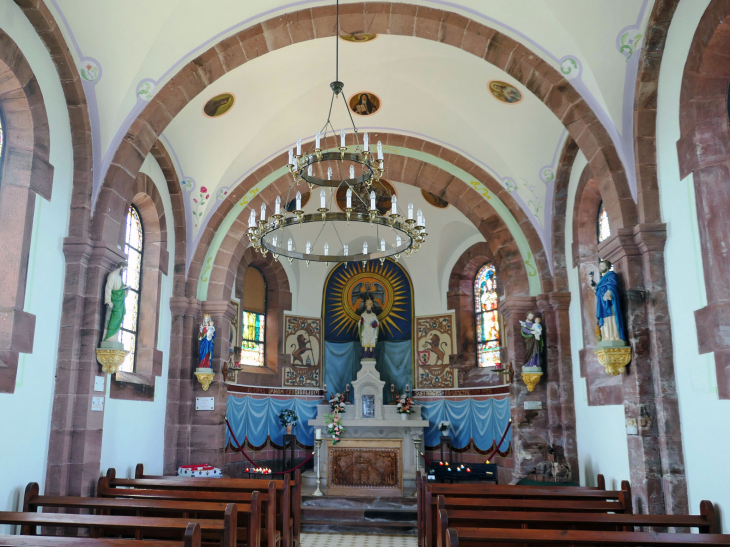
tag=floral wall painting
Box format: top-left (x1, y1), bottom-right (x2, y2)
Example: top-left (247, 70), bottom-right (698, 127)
top-left (416, 313), bottom-right (457, 389)
top-left (336, 179), bottom-right (395, 215)
top-left (282, 315), bottom-right (322, 388)
top-left (348, 92), bottom-right (381, 116)
top-left (192, 185), bottom-right (211, 229)
top-left (421, 189), bottom-right (449, 209)
top-left (203, 92), bottom-right (236, 118)
top-left (339, 32), bottom-right (378, 43)
top-left (488, 81), bottom-right (523, 104)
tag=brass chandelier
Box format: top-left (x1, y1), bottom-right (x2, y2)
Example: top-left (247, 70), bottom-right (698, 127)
top-left (246, 0), bottom-right (428, 265)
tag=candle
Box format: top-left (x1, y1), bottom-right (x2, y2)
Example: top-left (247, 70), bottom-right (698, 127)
top-left (248, 210), bottom-right (255, 228)
top-left (272, 235), bottom-right (278, 248)
top-left (380, 238), bottom-right (386, 252)
top-left (340, 129), bottom-right (346, 148)
top-left (308, 164), bottom-right (313, 176)
top-left (349, 165), bottom-right (355, 180)
top-left (377, 141), bottom-right (383, 160)
top-left (288, 148), bottom-right (294, 166)
top-left (315, 428), bottom-right (322, 440)
top-left (408, 203), bottom-right (414, 220)
top-left (396, 235), bottom-right (402, 247)
top-left (363, 241), bottom-right (368, 254)
top-left (343, 243), bottom-right (349, 256)
top-left (320, 188), bottom-right (326, 208)
top-left (370, 190), bottom-right (376, 210)
top-left (324, 242), bottom-right (329, 256)
top-left (391, 194), bottom-right (397, 215)
top-left (346, 384), bottom-right (350, 391)
top-left (346, 188), bottom-right (352, 208)
top-left (296, 191), bottom-right (301, 210)
top-left (288, 238), bottom-right (293, 252)
top-left (296, 138), bottom-right (302, 155)
top-left (306, 241), bottom-right (311, 254)
top-left (422, 215), bottom-right (426, 229)
top-left (260, 203), bottom-right (266, 221)
top-left (316, 131), bottom-right (321, 149)
top-left (417, 208), bottom-right (423, 225)
top-left (327, 167), bottom-right (332, 180)
top-left (275, 196), bottom-right (281, 215)
top-left (364, 132), bottom-right (369, 149)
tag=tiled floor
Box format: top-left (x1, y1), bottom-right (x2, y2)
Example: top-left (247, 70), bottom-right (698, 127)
top-left (300, 533), bottom-right (417, 547)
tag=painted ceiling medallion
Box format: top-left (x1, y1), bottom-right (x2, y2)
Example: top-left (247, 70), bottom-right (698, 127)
top-left (488, 81), bottom-right (523, 104)
top-left (203, 92), bottom-right (235, 118)
top-left (339, 32), bottom-right (378, 43)
top-left (349, 92), bottom-right (381, 116)
top-left (421, 189), bottom-right (449, 209)
top-left (337, 179), bottom-right (396, 215)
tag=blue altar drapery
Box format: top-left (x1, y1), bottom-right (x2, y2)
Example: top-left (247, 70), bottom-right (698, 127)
top-left (225, 396), bottom-right (320, 447)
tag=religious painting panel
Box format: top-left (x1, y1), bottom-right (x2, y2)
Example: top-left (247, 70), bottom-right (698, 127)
top-left (416, 313), bottom-right (457, 389)
top-left (282, 315), bottom-right (322, 388)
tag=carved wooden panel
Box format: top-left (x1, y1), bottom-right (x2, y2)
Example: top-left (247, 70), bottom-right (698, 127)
top-left (326, 439), bottom-right (403, 496)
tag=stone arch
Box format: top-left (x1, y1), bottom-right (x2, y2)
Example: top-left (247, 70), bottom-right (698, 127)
top-left (95, 2), bottom-right (637, 272)
top-left (677, 0), bottom-right (730, 398)
top-left (0, 28), bottom-right (54, 393)
top-left (550, 137), bottom-right (579, 292)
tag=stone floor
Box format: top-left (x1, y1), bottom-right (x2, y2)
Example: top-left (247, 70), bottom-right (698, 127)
top-left (300, 533), bottom-right (417, 547)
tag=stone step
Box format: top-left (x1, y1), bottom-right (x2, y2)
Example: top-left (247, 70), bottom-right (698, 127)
top-left (300, 495), bottom-right (417, 535)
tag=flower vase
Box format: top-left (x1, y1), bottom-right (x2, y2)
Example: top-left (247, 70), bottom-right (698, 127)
top-left (286, 424), bottom-right (293, 434)
top-left (401, 413), bottom-right (408, 421)
top-left (440, 429), bottom-right (450, 437)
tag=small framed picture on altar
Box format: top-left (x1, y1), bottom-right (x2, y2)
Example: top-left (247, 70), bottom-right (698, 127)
top-left (362, 395), bottom-right (375, 418)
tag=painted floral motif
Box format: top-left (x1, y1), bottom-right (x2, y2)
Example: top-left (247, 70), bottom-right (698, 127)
top-left (504, 178), bottom-right (517, 193)
top-left (192, 186), bottom-right (210, 229)
top-left (137, 81), bottom-right (156, 101)
top-left (79, 60), bottom-right (100, 82)
top-left (540, 168), bottom-right (555, 183)
top-left (238, 187), bottom-right (260, 207)
top-left (181, 178), bottom-right (194, 192)
top-left (217, 188), bottom-right (229, 200)
top-left (469, 180), bottom-right (492, 200)
top-left (200, 256), bottom-right (213, 282)
top-left (524, 252), bottom-right (538, 277)
top-left (619, 31), bottom-right (642, 60)
top-left (559, 57), bottom-right (580, 80)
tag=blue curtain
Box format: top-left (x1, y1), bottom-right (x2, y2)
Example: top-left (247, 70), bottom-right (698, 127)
top-left (417, 397), bottom-right (512, 452)
top-left (226, 396), bottom-right (320, 448)
top-left (324, 341), bottom-right (361, 397)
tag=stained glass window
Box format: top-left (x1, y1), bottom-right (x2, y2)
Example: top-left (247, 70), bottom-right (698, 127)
top-left (119, 205), bottom-right (143, 372)
top-left (597, 201), bottom-right (611, 243)
top-left (241, 311), bottom-right (265, 366)
top-left (474, 262), bottom-right (501, 367)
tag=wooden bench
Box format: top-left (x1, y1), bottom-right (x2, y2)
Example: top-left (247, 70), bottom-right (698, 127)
top-left (129, 465), bottom-right (301, 547)
top-left (0, 512), bottom-right (232, 547)
top-left (436, 502), bottom-right (719, 547)
top-left (97, 476), bottom-right (277, 547)
top-left (22, 483), bottom-right (260, 547)
top-left (445, 526), bottom-right (730, 546)
top-left (0, 523), bottom-right (200, 547)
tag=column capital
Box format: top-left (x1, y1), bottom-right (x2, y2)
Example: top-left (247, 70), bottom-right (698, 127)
top-left (499, 296), bottom-right (537, 318)
top-left (548, 292), bottom-right (572, 311)
top-left (201, 300), bottom-right (237, 322)
top-left (597, 227), bottom-right (641, 264)
top-left (633, 223), bottom-right (667, 254)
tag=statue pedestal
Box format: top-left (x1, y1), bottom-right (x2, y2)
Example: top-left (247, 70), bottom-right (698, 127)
top-left (96, 341), bottom-right (128, 374)
top-left (594, 341), bottom-right (631, 376)
top-left (308, 358), bottom-right (427, 496)
top-left (521, 366), bottom-right (543, 392)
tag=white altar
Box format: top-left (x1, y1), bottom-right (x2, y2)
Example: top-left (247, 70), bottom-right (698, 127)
top-left (309, 358), bottom-right (428, 495)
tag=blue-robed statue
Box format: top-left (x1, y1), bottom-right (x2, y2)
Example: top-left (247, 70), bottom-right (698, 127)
top-left (198, 314), bottom-right (216, 368)
top-left (592, 260), bottom-right (626, 342)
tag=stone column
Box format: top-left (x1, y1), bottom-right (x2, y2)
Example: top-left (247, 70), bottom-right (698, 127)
top-left (598, 224), bottom-right (687, 514)
top-left (188, 300), bottom-right (237, 467)
top-left (500, 296), bottom-right (549, 480)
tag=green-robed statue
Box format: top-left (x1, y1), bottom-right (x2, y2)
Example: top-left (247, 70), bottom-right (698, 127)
top-left (102, 261), bottom-right (129, 342)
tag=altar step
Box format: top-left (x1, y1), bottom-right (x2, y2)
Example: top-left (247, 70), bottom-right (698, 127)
top-left (301, 495), bottom-right (417, 536)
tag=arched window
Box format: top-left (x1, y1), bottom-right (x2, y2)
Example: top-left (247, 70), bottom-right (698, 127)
top-left (597, 200), bottom-right (611, 243)
top-left (474, 262), bottom-right (500, 368)
top-left (241, 266), bottom-right (266, 366)
top-left (119, 205), bottom-right (144, 372)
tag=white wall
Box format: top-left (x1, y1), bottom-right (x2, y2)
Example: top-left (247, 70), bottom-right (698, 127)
top-left (566, 151), bottom-right (631, 490)
top-left (0, 0), bottom-right (74, 526)
top-left (99, 154), bottom-right (175, 478)
top-left (657, 0), bottom-right (730, 529)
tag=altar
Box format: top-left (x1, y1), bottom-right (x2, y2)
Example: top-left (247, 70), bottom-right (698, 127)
top-left (309, 358), bottom-right (428, 496)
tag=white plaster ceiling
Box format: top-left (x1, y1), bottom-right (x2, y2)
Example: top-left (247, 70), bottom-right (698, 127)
top-left (48, 0), bottom-right (652, 260)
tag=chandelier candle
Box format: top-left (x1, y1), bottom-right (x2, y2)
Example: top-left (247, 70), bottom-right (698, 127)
top-left (377, 141), bottom-right (383, 160)
top-left (340, 129), bottom-right (346, 148)
top-left (320, 189), bottom-right (326, 209)
top-left (391, 195), bottom-right (398, 215)
top-left (408, 203), bottom-right (414, 220)
top-left (346, 188), bottom-right (352, 208)
top-left (275, 196), bottom-right (281, 216)
top-left (297, 138), bottom-right (302, 156)
top-left (288, 238), bottom-right (293, 252)
top-left (260, 203), bottom-right (266, 221)
top-left (370, 191), bottom-right (376, 210)
top-left (316, 131), bottom-right (321, 149)
top-left (364, 132), bottom-right (369, 149)
top-left (306, 241), bottom-right (311, 254)
top-left (296, 191), bottom-right (302, 211)
top-left (349, 165), bottom-right (355, 179)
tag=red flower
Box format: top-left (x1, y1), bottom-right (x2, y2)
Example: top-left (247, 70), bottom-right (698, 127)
top-left (193, 198), bottom-right (198, 203)
top-left (371, 321), bottom-right (378, 328)
top-left (200, 186), bottom-right (208, 193)
top-left (205, 194), bottom-right (210, 199)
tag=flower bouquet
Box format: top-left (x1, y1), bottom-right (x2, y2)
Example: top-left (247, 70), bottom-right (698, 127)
top-left (279, 408), bottom-right (298, 434)
top-left (325, 392), bottom-right (347, 444)
top-left (396, 394), bottom-right (414, 418)
top-left (329, 392), bottom-right (347, 413)
top-left (438, 420), bottom-right (451, 436)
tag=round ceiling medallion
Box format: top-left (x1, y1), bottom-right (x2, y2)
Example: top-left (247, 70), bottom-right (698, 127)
top-left (336, 179), bottom-right (396, 215)
top-left (339, 32), bottom-right (378, 43)
top-left (203, 92), bottom-right (236, 118)
top-left (348, 91), bottom-right (381, 116)
top-left (421, 189), bottom-right (449, 209)
top-left (487, 81), bottom-right (523, 105)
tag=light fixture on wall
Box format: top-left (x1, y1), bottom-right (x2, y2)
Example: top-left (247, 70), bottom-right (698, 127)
top-left (246, 0), bottom-right (427, 265)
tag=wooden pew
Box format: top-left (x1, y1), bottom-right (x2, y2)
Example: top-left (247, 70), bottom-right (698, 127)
top-left (436, 501), bottom-right (719, 547)
top-left (445, 526), bottom-right (730, 546)
top-left (0, 512), bottom-right (233, 547)
top-left (22, 483), bottom-right (260, 547)
top-left (108, 467), bottom-right (300, 547)
top-left (129, 465), bottom-right (301, 547)
top-left (0, 522), bottom-right (200, 547)
top-left (424, 486), bottom-right (632, 547)
top-left (97, 476), bottom-right (277, 547)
